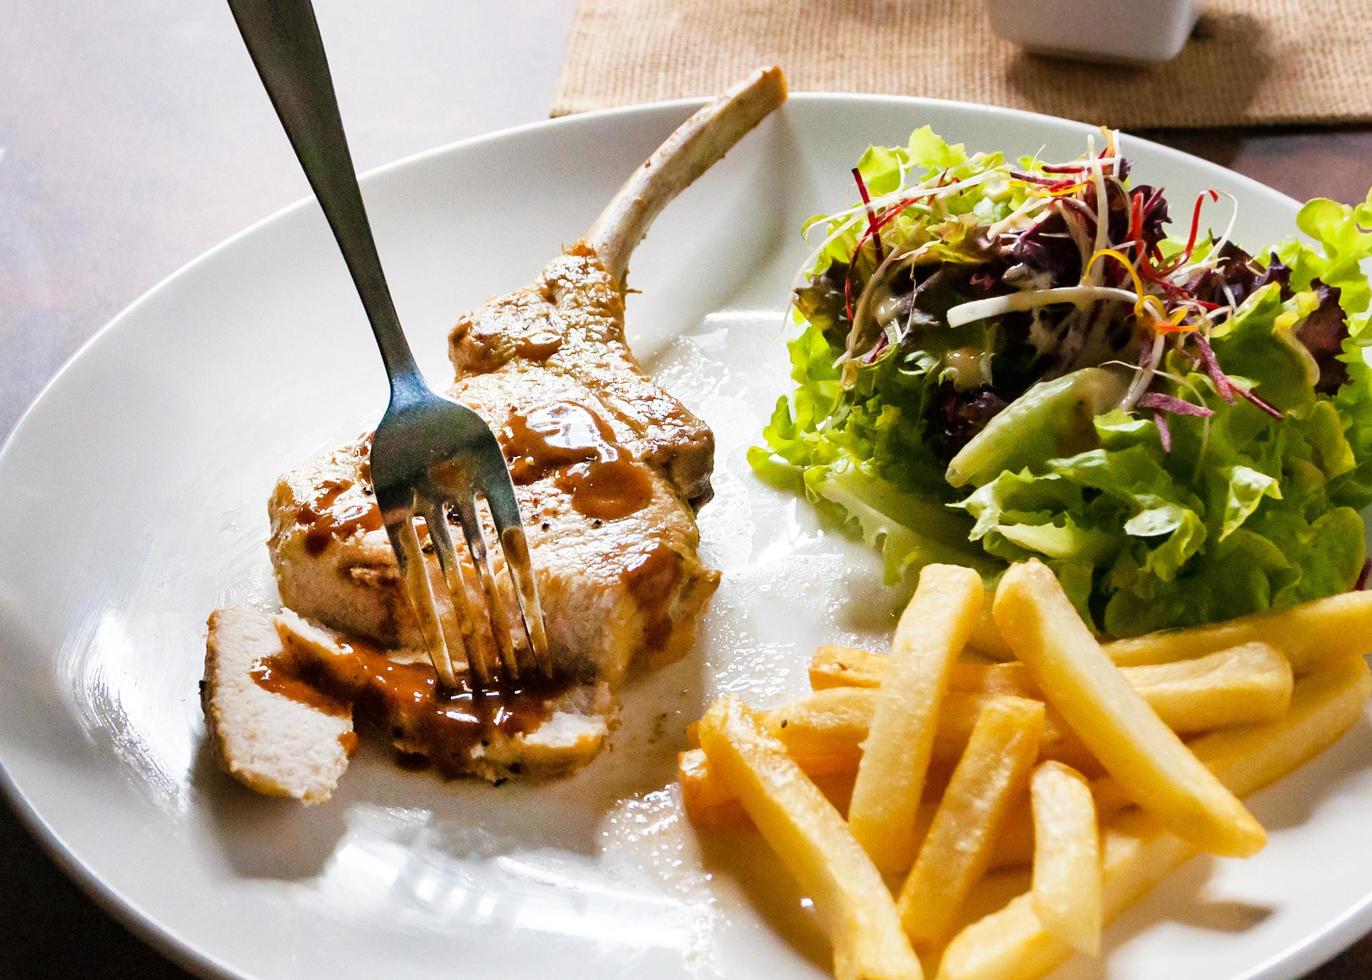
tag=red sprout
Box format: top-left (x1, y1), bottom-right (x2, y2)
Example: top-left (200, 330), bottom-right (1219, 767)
top-left (1138, 391), bottom-right (1215, 418)
top-left (1160, 188), bottom-right (1220, 274)
top-left (1355, 559), bottom-right (1371, 591)
top-left (874, 196), bottom-right (922, 234)
top-left (1128, 190), bottom-right (1145, 254)
top-left (1191, 334), bottom-right (1236, 403)
top-left (1008, 169), bottom-right (1081, 191)
top-left (852, 167), bottom-right (885, 264)
top-left (1153, 411), bottom-right (1173, 453)
top-left (862, 332), bottom-right (891, 364)
top-left (1235, 384), bottom-right (1284, 420)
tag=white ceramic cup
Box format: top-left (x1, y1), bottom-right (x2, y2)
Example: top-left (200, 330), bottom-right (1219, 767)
top-left (987, 0), bottom-right (1204, 65)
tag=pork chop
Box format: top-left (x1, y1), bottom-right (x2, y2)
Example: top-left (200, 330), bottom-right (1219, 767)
top-left (206, 68), bottom-right (787, 792)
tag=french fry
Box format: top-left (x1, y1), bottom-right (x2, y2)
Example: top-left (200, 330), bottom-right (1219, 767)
top-left (976, 779), bottom-right (1124, 874)
top-left (898, 697), bottom-right (1044, 946)
top-left (679, 746), bottom-right (737, 827)
top-left (1029, 761), bottom-right (1101, 956)
top-left (762, 687), bottom-right (874, 776)
top-left (679, 748), bottom-right (862, 830)
top-left (1124, 642), bottom-right (1291, 732)
top-left (767, 687), bottom-right (1068, 772)
top-left (936, 656), bottom-right (1372, 980)
top-left (696, 697), bottom-right (922, 980)
top-left (849, 564), bottom-right (985, 873)
top-left (811, 645), bottom-right (1036, 697)
top-left (1103, 590), bottom-right (1372, 671)
top-left (993, 560), bottom-right (1266, 858)
top-left (1184, 657), bottom-right (1371, 796)
top-left (811, 642), bottom-right (1291, 732)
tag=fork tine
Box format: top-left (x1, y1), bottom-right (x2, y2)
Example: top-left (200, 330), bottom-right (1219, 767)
top-left (495, 525), bottom-right (553, 679)
top-left (482, 481), bottom-right (553, 678)
top-left (452, 496), bottom-right (522, 681)
top-left (385, 516), bottom-right (459, 689)
top-left (422, 501), bottom-right (495, 688)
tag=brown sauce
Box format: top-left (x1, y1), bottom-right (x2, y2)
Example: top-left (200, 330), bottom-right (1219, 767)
top-left (296, 477), bottom-right (382, 555)
top-left (622, 543), bottom-right (682, 652)
top-left (514, 331), bottom-right (563, 361)
top-left (338, 731), bottom-right (360, 757)
top-left (255, 634), bottom-right (573, 777)
top-left (501, 402), bottom-right (652, 520)
top-left (249, 653), bottom-right (351, 716)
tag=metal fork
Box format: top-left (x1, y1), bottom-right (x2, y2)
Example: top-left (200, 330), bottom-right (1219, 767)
top-left (229, 0), bottom-right (550, 688)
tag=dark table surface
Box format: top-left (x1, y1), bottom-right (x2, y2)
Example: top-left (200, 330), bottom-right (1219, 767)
top-left (4, 4), bottom-right (1372, 978)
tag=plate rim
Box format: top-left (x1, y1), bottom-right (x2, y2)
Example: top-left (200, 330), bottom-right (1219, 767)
top-left (0, 91), bottom-right (1346, 980)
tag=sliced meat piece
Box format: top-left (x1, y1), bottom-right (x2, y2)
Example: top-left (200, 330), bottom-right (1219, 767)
top-left (277, 612), bottom-right (612, 781)
top-left (202, 606), bottom-right (355, 803)
top-left (204, 608), bottom-right (611, 788)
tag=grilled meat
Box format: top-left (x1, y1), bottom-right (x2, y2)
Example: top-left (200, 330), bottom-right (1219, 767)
top-left (206, 67), bottom-right (787, 791)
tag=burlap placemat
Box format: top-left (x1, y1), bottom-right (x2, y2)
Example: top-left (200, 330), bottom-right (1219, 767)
top-left (553, 0), bottom-right (1372, 128)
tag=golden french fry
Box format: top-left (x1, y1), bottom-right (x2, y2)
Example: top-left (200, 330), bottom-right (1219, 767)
top-left (1125, 642), bottom-right (1291, 732)
top-left (993, 560), bottom-right (1265, 858)
top-left (696, 697), bottom-right (922, 980)
top-left (849, 564), bottom-right (986, 873)
top-left (966, 778), bottom-right (1123, 873)
top-left (678, 746), bottom-right (736, 827)
top-left (1103, 590), bottom-right (1372, 671)
top-left (678, 748), bottom-right (863, 830)
top-left (992, 778), bottom-right (1129, 862)
top-left (897, 697), bottom-right (1044, 946)
top-left (1186, 658), bottom-right (1371, 796)
top-left (812, 641), bottom-right (1290, 732)
top-left (936, 656), bottom-right (1372, 980)
top-left (1029, 761), bottom-right (1101, 956)
top-left (762, 687), bottom-right (873, 776)
top-left (811, 645), bottom-right (1037, 697)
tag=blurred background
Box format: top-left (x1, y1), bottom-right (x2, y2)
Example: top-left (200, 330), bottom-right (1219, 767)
top-left (0, 2), bottom-right (571, 441)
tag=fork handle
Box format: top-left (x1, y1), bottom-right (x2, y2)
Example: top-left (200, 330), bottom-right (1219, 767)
top-left (228, 0), bottom-right (424, 398)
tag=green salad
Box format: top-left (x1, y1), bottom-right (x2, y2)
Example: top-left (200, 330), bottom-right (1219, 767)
top-left (750, 127), bottom-right (1372, 637)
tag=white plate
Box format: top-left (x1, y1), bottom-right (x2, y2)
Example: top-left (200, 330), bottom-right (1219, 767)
top-left (2, 95), bottom-right (1369, 980)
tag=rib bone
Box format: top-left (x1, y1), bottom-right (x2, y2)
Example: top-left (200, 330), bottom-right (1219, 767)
top-left (587, 66), bottom-right (787, 282)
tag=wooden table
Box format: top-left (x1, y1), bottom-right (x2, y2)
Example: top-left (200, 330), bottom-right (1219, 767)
top-left (3, 3), bottom-right (1371, 977)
